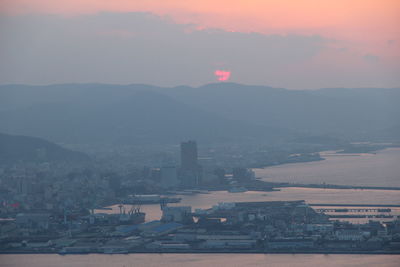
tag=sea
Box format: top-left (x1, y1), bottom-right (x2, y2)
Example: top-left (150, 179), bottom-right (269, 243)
top-left (254, 147), bottom-right (400, 187)
top-left (1, 253), bottom-right (400, 267)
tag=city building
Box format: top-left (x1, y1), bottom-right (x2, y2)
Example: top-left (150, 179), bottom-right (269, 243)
top-left (180, 141), bottom-right (201, 187)
top-left (180, 141), bottom-right (198, 171)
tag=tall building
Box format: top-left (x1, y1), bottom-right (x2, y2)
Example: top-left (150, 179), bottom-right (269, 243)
top-left (180, 140), bottom-right (198, 171)
top-left (180, 140), bottom-right (201, 187)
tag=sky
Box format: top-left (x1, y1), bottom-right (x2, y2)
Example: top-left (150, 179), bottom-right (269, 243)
top-left (0, 0), bottom-right (399, 89)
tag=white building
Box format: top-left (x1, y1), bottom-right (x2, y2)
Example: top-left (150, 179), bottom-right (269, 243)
top-left (335, 229), bottom-right (370, 241)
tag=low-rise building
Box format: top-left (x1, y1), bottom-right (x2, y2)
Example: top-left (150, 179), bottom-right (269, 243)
top-left (161, 206), bottom-right (192, 224)
top-left (335, 229), bottom-right (370, 241)
top-left (266, 238), bottom-right (314, 249)
top-left (15, 213), bottom-right (50, 230)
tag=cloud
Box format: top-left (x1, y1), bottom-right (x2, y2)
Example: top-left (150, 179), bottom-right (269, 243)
top-left (0, 12), bottom-right (328, 87)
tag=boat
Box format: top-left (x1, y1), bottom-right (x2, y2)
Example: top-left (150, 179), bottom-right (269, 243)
top-left (228, 187), bottom-right (248, 193)
top-left (102, 247), bottom-right (129, 254)
top-left (59, 246), bottom-right (92, 254)
top-left (190, 190), bottom-right (210, 194)
top-left (117, 205), bottom-right (145, 224)
top-left (95, 207), bottom-right (113, 210)
top-left (123, 194), bottom-right (181, 204)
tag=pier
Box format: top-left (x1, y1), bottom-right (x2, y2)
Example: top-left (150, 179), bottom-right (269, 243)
top-left (309, 204), bottom-right (400, 207)
top-left (315, 208), bottom-right (391, 213)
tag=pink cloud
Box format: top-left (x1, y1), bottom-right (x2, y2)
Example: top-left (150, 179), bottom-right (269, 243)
top-left (214, 70), bottom-right (231, 81)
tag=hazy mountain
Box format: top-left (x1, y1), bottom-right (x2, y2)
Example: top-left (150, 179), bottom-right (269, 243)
top-left (0, 83), bottom-right (398, 146)
top-left (0, 132), bottom-right (90, 164)
top-left (0, 88), bottom-right (290, 145)
top-left (161, 83), bottom-right (400, 140)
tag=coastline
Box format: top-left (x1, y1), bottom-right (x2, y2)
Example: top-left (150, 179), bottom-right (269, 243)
top-left (253, 147), bottom-right (400, 189)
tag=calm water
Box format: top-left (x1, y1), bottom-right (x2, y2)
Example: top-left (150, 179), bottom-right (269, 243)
top-left (1, 254), bottom-right (400, 267)
top-left (254, 148), bottom-right (400, 187)
top-left (100, 188), bottom-right (400, 222)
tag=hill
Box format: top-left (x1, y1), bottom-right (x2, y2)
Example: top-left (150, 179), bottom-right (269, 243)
top-left (160, 83), bottom-right (400, 141)
top-left (0, 83), bottom-right (398, 146)
top-left (0, 132), bottom-right (90, 164)
top-left (0, 88), bottom-right (291, 145)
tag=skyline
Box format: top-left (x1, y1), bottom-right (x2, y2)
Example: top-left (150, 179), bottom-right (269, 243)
top-left (0, 1), bottom-right (399, 88)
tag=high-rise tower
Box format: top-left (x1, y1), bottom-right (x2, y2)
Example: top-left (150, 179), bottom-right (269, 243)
top-left (180, 140), bottom-right (198, 171)
top-left (180, 140), bottom-right (201, 187)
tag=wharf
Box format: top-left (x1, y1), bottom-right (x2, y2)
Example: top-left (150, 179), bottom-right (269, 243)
top-left (315, 208), bottom-right (391, 212)
top-left (310, 204), bottom-right (400, 207)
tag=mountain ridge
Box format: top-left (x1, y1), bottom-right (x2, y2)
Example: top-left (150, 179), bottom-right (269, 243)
top-left (0, 83), bottom-right (398, 145)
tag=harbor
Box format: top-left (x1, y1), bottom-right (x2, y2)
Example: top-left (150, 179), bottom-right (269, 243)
top-left (2, 199), bottom-right (400, 255)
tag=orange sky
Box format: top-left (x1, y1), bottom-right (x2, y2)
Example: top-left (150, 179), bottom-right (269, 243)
top-left (0, 0), bottom-right (399, 87)
top-left (1, 1), bottom-right (398, 30)
top-left (1, 0), bottom-right (399, 54)
top-left (0, 0), bottom-right (400, 53)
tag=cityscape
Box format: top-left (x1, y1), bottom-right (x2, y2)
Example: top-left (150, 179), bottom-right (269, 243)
top-left (1, 141), bottom-right (400, 255)
top-left (1, 0), bottom-right (399, 266)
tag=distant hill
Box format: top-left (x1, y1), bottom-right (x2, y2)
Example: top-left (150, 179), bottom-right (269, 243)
top-left (0, 132), bottom-right (90, 164)
top-left (0, 88), bottom-right (291, 145)
top-left (0, 83), bottom-right (398, 145)
top-left (160, 83), bottom-right (400, 141)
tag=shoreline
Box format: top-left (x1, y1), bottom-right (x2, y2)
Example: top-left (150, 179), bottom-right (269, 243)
top-left (252, 147), bottom-right (400, 191)
top-left (271, 183), bottom-right (400, 191)
top-left (253, 146), bottom-right (400, 171)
